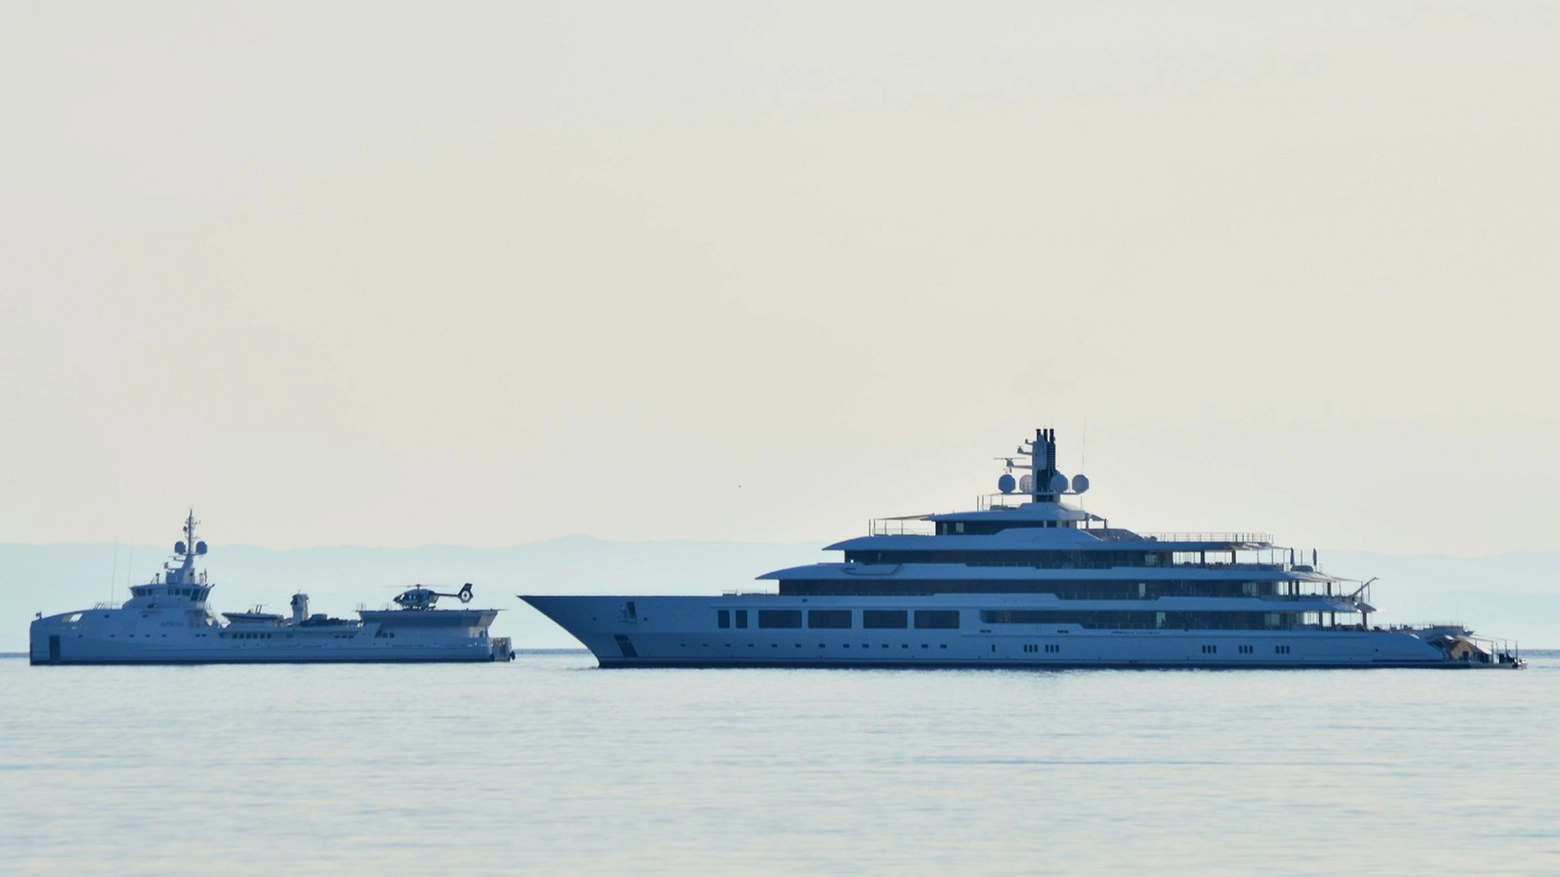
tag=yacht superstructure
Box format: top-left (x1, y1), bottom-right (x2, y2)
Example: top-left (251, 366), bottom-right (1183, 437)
top-left (523, 428), bottom-right (1523, 670)
top-left (30, 512), bottom-right (514, 664)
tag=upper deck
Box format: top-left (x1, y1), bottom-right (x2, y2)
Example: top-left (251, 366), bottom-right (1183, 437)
top-left (759, 427), bottom-right (1352, 597)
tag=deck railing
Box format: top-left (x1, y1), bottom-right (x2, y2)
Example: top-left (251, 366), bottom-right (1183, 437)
top-left (1141, 532), bottom-right (1273, 545)
top-left (868, 518), bottom-right (938, 536)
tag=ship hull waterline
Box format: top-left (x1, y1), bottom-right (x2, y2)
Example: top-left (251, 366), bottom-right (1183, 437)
top-left (521, 595), bottom-right (1498, 671)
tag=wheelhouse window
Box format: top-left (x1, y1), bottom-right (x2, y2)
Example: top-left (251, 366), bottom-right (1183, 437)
top-left (913, 610), bottom-right (960, 629)
top-left (863, 610), bottom-right (908, 629)
top-left (758, 610), bottom-right (803, 629)
top-left (808, 610), bottom-right (852, 629)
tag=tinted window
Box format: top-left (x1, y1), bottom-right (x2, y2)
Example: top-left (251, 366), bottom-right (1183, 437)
top-left (758, 610), bottom-right (803, 629)
top-left (808, 610), bottom-right (851, 629)
top-left (717, 610), bottom-right (730, 629)
top-left (735, 610), bottom-right (748, 629)
top-left (914, 610), bottom-right (959, 629)
top-left (863, 610), bottom-right (908, 629)
top-left (979, 609), bottom-right (1291, 630)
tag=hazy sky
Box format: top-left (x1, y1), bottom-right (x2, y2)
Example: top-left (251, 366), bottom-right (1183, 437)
top-left (2, 2), bottom-right (1557, 556)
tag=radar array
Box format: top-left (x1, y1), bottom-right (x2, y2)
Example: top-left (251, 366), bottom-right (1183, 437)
top-left (995, 428), bottom-right (1089, 500)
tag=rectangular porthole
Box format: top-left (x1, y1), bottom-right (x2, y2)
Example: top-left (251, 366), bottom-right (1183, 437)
top-left (808, 610), bottom-right (851, 629)
top-left (913, 610), bottom-right (959, 630)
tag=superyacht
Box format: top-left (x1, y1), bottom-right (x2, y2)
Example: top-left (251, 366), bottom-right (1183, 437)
top-left (523, 428), bottom-right (1523, 669)
top-left (30, 512), bottom-right (514, 664)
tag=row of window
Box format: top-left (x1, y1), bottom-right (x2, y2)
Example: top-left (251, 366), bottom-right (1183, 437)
top-left (218, 631), bottom-right (364, 641)
top-left (718, 609), bottom-right (961, 630)
top-left (779, 580), bottom-right (1307, 598)
top-left (979, 610), bottom-right (1302, 630)
top-left (717, 608), bottom-right (1336, 631)
top-left (845, 550), bottom-right (1167, 567)
top-left (682, 638), bottom-right (1295, 657)
top-left (933, 521), bottom-right (1077, 535)
top-left (132, 586), bottom-right (208, 600)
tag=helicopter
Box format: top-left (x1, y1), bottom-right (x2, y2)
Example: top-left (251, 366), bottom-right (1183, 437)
top-left (392, 582), bottom-right (475, 610)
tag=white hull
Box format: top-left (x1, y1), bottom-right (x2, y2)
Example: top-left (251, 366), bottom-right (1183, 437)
top-left (524, 595), bottom-right (1485, 670)
top-left (31, 610), bottom-right (512, 665)
top-left (30, 638), bottom-right (505, 665)
top-left (30, 621), bottom-right (508, 661)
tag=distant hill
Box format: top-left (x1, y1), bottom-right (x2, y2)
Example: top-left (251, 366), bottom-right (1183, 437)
top-left (3, 540), bottom-right (1556, 652)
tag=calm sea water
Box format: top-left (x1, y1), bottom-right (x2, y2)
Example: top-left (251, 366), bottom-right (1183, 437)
top-left (2, 652), bottom-right (1557, 876)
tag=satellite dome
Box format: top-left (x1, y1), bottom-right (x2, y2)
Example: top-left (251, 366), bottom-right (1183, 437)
top-left (1071, 474), bottom-right (1090, 494)
top-left (195, 541), bottom-right (208, 555)
top-left (997, 473), bottom-right (1016, 494)
top-left (1018, 474), bottom-right (1033, 493)
top-left (174, 541), bottom-right (187, 555)
top-left (1049, 473), bottom-right (1069, 494)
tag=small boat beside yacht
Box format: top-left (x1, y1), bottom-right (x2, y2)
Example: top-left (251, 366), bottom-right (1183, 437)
top-left (29, 511), bottom-right (513, 665)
